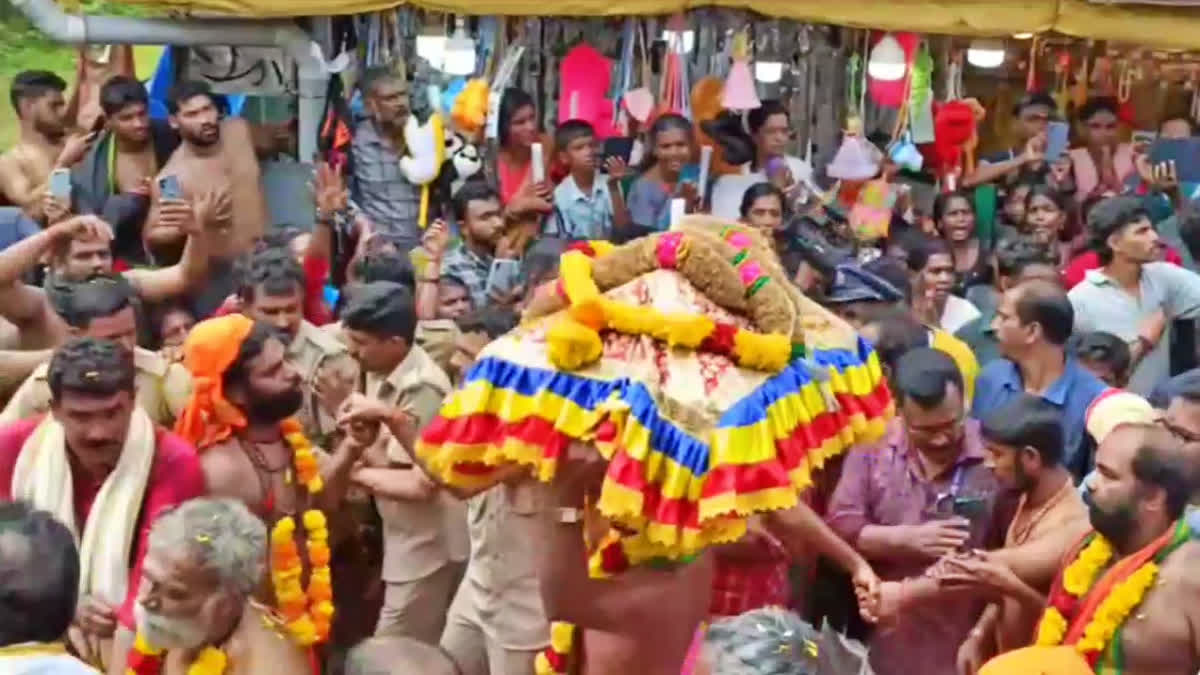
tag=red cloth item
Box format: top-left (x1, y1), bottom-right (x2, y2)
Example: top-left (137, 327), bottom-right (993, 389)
top-left (708, 534), bottom-right (791, 617)
top-left (0, 416), bottom-right (206, 628)
top-left (1062, 246), bottom-right (1183, 289)
top-left (302, 252), bottom-right (333, 326)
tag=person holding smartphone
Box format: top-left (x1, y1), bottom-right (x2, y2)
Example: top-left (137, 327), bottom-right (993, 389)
top-left (963, 93), bottom-right (1056, 189)
top-left (440, 182), bottom-right (522, 309)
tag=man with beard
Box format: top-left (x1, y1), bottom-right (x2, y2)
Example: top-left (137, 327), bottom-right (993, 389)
top-left (1070, 196), bottom-right (1200, 395)
top-left (149, 80), bottom-right (267, 317)
top-left (941, 395), bottom-right (1089, 674)
top-left (0, 71), bottom-right (95, 220)
top-left (0, 206), bottom-right (213, 351)
top-left (0, 338), bottom-right (205, 670)
top-left (1029, 423), bottom-right (1200, 675)
top-left (1, 277), bottom-right (192, 426)
top-left (351, 67), bottom-right (423, 251)
top-left (235, 248), bottom-right (357, 443)
top-left (333, 282), bottom-right (466, 644)
top-left (124, 497), bottom-right (311, 675)
top-left (69, 76), bottom-right (180, 266)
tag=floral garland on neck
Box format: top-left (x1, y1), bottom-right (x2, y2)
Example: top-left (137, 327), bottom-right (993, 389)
top-left (125, 634), bottom-right (227, 675)
top-left (270, 418), bottom-right (334, 646)
top-left (1035, 518), bottom-right (1190, 670)
top-left (126, 419), bottom-right (332, 674)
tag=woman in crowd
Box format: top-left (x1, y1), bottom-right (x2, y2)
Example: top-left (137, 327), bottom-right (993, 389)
top-left (934, 190), bottom-right (990, 296)
top-left (903, 232), bottom-right (982, 334)
top-left (496, 87), bottom-right (553, 242)
top-left (1023, 184), bottom-right (1074, 267)
top-left (739, 182), bottom-right (786, 234)
top-left (627, 113), bottom-right (700, 231)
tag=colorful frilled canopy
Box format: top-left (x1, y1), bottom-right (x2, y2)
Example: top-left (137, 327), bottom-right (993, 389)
top-left (417, 217), bottom-right (893, 573)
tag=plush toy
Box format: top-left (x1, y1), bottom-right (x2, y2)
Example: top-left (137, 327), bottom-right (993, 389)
top-left (434, 129), bottom-right (484, 205)
top-left (932, 98), bottom-right (985, 184)
top-left (399, 86), bottom-right (446, 228)
top-left (452, 79), bottom-right (490, 136)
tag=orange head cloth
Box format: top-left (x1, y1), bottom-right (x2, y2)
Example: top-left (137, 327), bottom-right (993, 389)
top-left (174, 314), bottom-right (256, 450)
top-left (979, 647), bottom-right (1093, 675)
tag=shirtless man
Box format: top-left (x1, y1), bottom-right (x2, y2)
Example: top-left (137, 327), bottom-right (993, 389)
top-left (149, 80), bottom-right (268, 263)
top-left (120, 497), bottom-right (311, 675)
top-left (0, 211), bottom-right (212, 350)
top-left (1041, 423), bottom-right (1200, 675)
top-left (0, 71), bottom-right (95, 220)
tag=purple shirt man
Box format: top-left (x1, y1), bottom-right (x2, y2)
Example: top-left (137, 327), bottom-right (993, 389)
top-left (827, 348), bottom-right (999, 675)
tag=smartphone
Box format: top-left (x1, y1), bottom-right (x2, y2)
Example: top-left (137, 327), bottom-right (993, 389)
top-left (1150, 138), bottom-right (1200, 183)
top-left (952, 496), bottom-right (988, 521)
top-left (485, 258), bottom-right (522, 299)
top-left (48, 169), bottom-right (72, 201)
top-left (1045, 121), bottom-right (1070, 162)
top-left (158, 175), bottom-right (183, 200)
top-left (601, 137), bottom-right (635, 166)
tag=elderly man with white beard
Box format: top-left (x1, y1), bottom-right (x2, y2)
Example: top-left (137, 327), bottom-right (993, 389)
top-left (119, 498), bottom-right (311, 675)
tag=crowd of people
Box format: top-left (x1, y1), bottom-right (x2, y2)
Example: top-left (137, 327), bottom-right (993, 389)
top-left (1, 60), bottom-right (1200, 675)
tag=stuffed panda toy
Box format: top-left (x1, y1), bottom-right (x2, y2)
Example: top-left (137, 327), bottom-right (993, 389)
top-left (435, 130), bottom-right (484, 205)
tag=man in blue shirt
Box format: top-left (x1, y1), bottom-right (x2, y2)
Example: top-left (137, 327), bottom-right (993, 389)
top-left (972, 279), bottom-right (1108, 480)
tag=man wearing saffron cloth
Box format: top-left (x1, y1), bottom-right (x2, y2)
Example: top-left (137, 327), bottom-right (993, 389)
top-left (126, 498), bottom-right (311, 675)
top-left (1031, 422), bottom-right (1200, 675)
top-left (0, 338), bottom-right (205, 670)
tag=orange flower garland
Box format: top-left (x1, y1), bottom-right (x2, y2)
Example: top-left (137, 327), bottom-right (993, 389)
top-left (125, 632), bottom-right (227, 675)
top-left (269, 418), bottom-right (334, 647)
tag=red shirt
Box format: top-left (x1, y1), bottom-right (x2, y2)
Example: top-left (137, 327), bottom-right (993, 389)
top-left (1062, 246), bottom-right (1184, 289)
top-left (0, 417), bottom-right (206, 627)
top-left (708, 534), bottom-right (791, 618)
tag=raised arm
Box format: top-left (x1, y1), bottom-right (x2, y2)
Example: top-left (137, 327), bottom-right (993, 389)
top-left (125, 189), bottom-right (223, 303)
top-left (0, 216), bottom-right (110, 326)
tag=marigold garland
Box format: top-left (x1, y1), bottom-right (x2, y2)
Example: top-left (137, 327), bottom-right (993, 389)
top-left (271, 509), bottom-right (334, 646)
top-left (533, 621), bottom-right (575, 675)
top-left (281, 417), bottom-right (324, 494)
top-left (1035, 518), bottom-right (1190, 669)
top-left (124, 636), bottom-right (227, 675)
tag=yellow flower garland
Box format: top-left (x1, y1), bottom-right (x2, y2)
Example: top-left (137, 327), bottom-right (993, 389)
top-left (1061, 535), bottom-right (1113, 596)
top-left (187, 647), bottom-right (228, 675)
top-left (125, 636), bottom-right (227, 675)
top-left (1075, 562), bottom-right (1159, 656)
top-left (270, 510), bottom-right (334, 646)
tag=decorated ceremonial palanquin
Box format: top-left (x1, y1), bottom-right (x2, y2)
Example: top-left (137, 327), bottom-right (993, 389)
top-left (417, 216), bottom-right (894, 574)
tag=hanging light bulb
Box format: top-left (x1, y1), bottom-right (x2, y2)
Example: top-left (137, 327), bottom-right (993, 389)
top-left (867, 34), bottom-right (907, 81)
top-left (442, 18), bottom-right (477, 76)
top-left (967, 38), bottom-right (1007, 68)
top-left (661, 28), bottom-right (695, 53)
top-left (755, 61), bottom-right (784, 83)
top-left (1013, 32), bottom-right (1034, 40)
top-left (415, 30), bottom-right (447, 70)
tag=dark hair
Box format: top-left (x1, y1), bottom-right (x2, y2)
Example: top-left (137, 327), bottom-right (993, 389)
top-left (99, 75), bottom-right (148, 116)
top-left (1078, 96), bottom-right (1120, 123)
top-left (639, 113), bottom-right (694, 172)
top-left (47, 337), bottom-right (136, 401)
top-left (1087, 196), bottom-right (1149, 265)
top-left (994, 235), bottom-right (1058, 279)
top-left (893, 347), bottom-right (963, 409)
top-left (1177, 204), bottom-right (1200, 263)
top-left (1012, 92), bottom-right (1056, 117)
top-left (498, 88), bottom-right (536, 148)
top-left (1074, 331), bottom-right (1131, 379)
top-left (0, 501), bottom-right (80, 644)
top-left (9, 70), bottom-right (66, 113)
top-left (452, 180), bottom-right (501, 223)
top-left (932, 190), bottom-right (974, 225)
top-left (360, 66), bottom-right (402, 98)
top-left (439, 274), bottom-right (469, 293)
top-left (342, 281), bottom-right (417, 343)
top-left (739, 183), bottom-right (785, 219)
top-left (747, 100), bottom-right (789, 136)
top-left (863, 256), bottom-right (913, 302)
top-left (455, 305), bottom-right (518, 339)
top-left (1013, 279), bottom-right (1074, 346)
top-left (238, 248), bottom-right (305, 303)
top-left (1024, 184), bottom-right (1071, 220)
top-left (554, 119), bottom-right (596, 153)
top-left (222, 321), bottom-right (279, 392)
top-left (981, 394), bottom-right (1065, 465)
top-left (1130, 430), bottom-right (1195, 519)
top-left (864, 308), bottom-right (929, 373)
top-left (56, 277), bottom-right (136, 330)
top-left (353, 249), bottom-right (416, 290)
top-left (522, 237), bottom-right (568, 288)
top-left (166, 80), bottom-right (218, 115)
top-left (903, 233), bottom-right (952, 274)
top-left (146, 301), bottom-right (194, 350)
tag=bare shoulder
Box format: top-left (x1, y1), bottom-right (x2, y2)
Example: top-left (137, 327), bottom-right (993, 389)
top-left (221, 118), bottom-right (255, 145)
top-left (1161, 539), bottom-right (1200, 590)
top-left (233, 603), bottom-right (312, 675)
top-left (198, 439), bottom-right (248, 492)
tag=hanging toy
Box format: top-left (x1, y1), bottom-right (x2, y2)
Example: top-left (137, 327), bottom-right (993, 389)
top-left (722, 30), bottom-right (760, 111)
top-left (451, 78), bottom-right (490, 136)
top-left (1026, 36), bottom-right (1040, 93)
top-left (1053, 50), bottom-right (1071, 116)
top-left (399, 84), bottom-right (446, 228)
top-left (933, 99), bottom-right (986, 190)
top-left (692, 76), bottom-right (744, 175)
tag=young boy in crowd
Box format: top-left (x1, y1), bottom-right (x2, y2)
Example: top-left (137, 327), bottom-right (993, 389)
top-left (548, 119), bottom-right (631, 240)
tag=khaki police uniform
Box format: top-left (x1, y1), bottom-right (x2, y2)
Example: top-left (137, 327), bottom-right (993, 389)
top-left (287, 320), bottom-right (358, 442)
